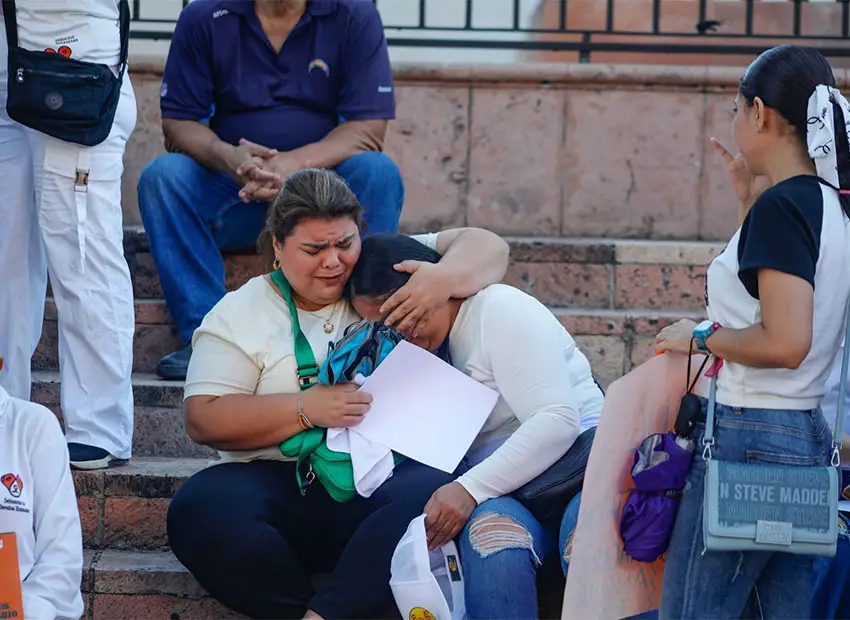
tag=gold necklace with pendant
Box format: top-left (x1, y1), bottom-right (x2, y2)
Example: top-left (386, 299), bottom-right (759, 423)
top-left (319, 304), bottom-right (336, 335)
top-left (293, 293), bottom-right (336, 334)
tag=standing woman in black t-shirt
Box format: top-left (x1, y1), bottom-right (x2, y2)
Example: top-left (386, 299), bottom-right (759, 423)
top-left (654, 45), bottom-right (850, 619)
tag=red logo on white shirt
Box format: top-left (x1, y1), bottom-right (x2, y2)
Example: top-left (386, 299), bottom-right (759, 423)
top-left (43, 46), bottom-right (73, 58)
top-left (1, 474), bottom-right (22, 498)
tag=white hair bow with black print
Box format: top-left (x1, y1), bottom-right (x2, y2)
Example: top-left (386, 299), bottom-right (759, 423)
top-left (807, 84), bottom-right (850, 188)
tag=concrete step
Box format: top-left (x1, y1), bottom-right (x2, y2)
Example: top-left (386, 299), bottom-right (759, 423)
top-left (32, 372), bottom-right (215, 459)
top-left (82, 549), bottom-right (246, 620)
top-left (34, 226), bottom-right (719, 374)
top-left (556, 307), bottom-right (705, 386)
top-left (74, 457), bottom-right (207, 552)
top-left (33, 305), bottom-right (704, 403)
top-left (33, 307), bottom-right (704, 466)
top-left (121, 226), bottom-right (721, 311)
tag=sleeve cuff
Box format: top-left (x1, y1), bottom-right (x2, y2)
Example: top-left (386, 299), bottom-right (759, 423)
top-left (456, 475), bottom-right (492, 506)
top-left (337, 110), bottom-right (396, 122)
top-left (410, 232), bottom-right (439, 252)
top-left (160, 108), bottom-right (212, 122)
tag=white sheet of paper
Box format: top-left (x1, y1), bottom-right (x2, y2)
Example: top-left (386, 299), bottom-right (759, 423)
top-left (354, 340), bottom-right (498, 473)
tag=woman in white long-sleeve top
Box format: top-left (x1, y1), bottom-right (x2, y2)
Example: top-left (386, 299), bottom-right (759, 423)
top-left (349, 233), bottom-right (604, 620)
top-left (0, 357), bottom-right (83, 620)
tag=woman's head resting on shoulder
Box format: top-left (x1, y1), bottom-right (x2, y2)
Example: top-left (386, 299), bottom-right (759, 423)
top-left (734, 44), bottom-right (850, 190)
top-left (265, 169), bottom-right (363, 310)
top-left (347, 233), bottom-right (455, 353)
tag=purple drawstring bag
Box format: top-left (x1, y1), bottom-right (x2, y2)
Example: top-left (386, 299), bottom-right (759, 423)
top-left (619, 431), bottom-right (695, 563)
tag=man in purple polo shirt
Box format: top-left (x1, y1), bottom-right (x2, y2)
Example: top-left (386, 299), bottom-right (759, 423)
top-left (137, 0), bottom-right (404, 380)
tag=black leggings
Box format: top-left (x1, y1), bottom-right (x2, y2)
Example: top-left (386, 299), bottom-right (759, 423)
top-left (167, 458), bottom-right (453, 619)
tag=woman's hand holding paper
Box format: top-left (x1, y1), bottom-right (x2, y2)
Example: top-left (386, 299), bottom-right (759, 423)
top-left (301, 384), bottom-right (372, 428)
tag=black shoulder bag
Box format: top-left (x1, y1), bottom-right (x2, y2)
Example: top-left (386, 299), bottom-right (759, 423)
top-left (2, 0), bottom-right (130, 146)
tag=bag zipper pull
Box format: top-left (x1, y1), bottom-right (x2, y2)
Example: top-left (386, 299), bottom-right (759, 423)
top-left (15, 68), bottom-right (24, 83)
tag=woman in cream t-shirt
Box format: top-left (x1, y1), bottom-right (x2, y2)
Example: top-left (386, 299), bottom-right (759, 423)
top-left (167, 169), bottom-right (511, 620)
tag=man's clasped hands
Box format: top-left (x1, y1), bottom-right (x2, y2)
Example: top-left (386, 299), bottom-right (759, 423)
top-left (228, 137), bottom-right (300, 203)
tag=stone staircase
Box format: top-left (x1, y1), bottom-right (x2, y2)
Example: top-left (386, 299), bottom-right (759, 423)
top-left (73, 460), bottom-right (244, 619)
top-left (30, 226), bottom-right (721, 618)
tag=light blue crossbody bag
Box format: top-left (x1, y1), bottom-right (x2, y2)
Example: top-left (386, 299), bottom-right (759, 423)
top-left (702, 303), bottom-right (850, 557)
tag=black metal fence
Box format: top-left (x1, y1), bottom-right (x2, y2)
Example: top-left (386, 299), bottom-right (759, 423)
top-left (129, 0), bottom-right (850, 62)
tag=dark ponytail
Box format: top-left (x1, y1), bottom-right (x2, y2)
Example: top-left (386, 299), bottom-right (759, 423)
top-left (739, 44), bottom-right (850, 217)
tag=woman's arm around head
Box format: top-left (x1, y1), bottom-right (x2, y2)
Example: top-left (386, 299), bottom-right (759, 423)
top-left (379, 227), bottom-right (510, 331)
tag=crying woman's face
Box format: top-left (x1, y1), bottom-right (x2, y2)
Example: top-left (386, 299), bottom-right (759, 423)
top-left (351, 295), bottom-right (453, 353)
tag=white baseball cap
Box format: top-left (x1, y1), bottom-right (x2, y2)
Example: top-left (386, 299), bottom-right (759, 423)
top-left (390, 514), bottom-right (467, 620)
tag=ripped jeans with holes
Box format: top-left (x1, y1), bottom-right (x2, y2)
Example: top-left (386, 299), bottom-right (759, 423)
top-left (659, 400), bottom-right (834, 620)
top-left (458, 496), bottom-right (552, 620)
top-left (457, 430), bottom-right (595, 620)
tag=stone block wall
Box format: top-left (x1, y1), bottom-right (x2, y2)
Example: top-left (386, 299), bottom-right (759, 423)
top-left (122, 59), bottom-right (845, 240)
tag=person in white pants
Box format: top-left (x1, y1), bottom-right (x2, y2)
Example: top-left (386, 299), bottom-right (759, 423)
top-left (0, 0), bottom-right (136, 469)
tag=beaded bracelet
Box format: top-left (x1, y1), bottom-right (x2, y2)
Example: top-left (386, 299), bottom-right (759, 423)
top-left (297, 394), bottom-right (315, 430)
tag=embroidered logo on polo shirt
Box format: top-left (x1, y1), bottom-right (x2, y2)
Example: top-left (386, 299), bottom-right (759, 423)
top-left (0, 474), bottom-right (22, 498)
top-left (213, 9), bottom-right (230, 19)
top-left (308, 59), bottom-right (330, 77)
top-left (378, 86), bottom-right (393, 93)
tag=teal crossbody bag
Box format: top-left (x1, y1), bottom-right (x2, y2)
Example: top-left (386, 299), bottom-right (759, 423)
top-left (702, 300), bottom-right (850, 557)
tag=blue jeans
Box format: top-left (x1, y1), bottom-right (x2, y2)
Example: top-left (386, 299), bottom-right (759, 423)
top-left (659, 400), bottom-right (834, 620)
top-left (458, 429), bottom-right (595, 620)
top-left (137, 151), bottom-right (404, 344)
top-left (811, 513), bottom-right (850, 619)
top-left (559, 491), bottom-right (582, 576)
top-left (624, 517), bottom-right (850, 620)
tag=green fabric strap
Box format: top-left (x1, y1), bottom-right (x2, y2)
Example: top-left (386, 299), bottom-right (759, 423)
top-left (270, 269), bottom-right (319, 390)
top-left (270, 269), bottom-right (322, 497)
top-left (270, 268), bottom-right (366, 503)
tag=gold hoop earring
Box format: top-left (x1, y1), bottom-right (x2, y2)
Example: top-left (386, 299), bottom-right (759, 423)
top-left (273, 259), bottom-right (281, 270)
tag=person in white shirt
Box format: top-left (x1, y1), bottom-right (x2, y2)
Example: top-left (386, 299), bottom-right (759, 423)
top-left (349, 233), bottom-right (604, 620)
top-left (654, 45), bottom-right (850, 619)
top-left (166, 168), bottom-right (511, 619)
top-left (0, 357), bottom-right (84, 620)
top-left (0, 0), bottom-right (136, 469)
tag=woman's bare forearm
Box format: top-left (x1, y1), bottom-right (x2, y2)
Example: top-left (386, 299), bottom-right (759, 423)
top-left (185, 393), bottom-right (303, 451)
top-left (434, 228), bottom-right (510, 297)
